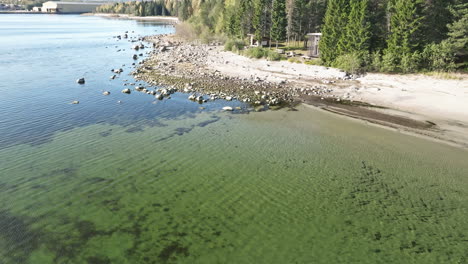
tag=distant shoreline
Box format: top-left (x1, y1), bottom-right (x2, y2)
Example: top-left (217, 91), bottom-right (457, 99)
top-left (89, 13), bottom-right (179, 23)
top-left (0, 11), bottom-right (43, 14)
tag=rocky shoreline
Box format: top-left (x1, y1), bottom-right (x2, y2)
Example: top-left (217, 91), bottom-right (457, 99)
top-left (132, 34), bottom-right (351, 110)
top-left (129, 34), bottom-right (468, 149)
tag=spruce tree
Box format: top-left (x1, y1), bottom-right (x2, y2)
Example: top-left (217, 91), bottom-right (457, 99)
top-left (271, 0), bottom-right (287, 48)
top-left (384, 0), bottom-right (424, 60)
top-left (340, 0), bottom-right (370, 55)
top-left (447, 2), bottom-right (468, 56)
top-left (319, 0), bottom-right (349, 64)
top-left (253, 0), bottom-right (267, 42)
top-left (238, 0), bottom-right (253, 38)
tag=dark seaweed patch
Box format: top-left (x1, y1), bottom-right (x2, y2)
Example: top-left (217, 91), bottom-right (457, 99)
top-left (174, 127), bottom-right (193, 136)
top-left (0, 210), bottom-right (41, 263)
top-left (125, 126), bottom-right (144, 133)
top-left (99, 130), bottom-right (112, 137)
top-left (86, 177), bottom-right (111, 184)
top-left (196, 116), bottom-right (221, 127)
top-left (75, 220), bottom-right (113, 242)
top-left (87, 256), bottom-right (112, 264)
top-left (158, 242), bottom-right (189, 262)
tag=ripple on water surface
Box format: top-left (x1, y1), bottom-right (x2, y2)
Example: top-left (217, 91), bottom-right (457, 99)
top-left (1, 15), bottom-right (468, 264)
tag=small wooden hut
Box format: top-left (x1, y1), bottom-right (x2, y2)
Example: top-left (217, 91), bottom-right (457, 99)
top-left (248, 34), bottom-right (271, 47)
top-left (306, 33), bottom-right (322, 57)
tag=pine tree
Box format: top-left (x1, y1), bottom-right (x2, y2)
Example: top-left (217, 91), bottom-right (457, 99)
top-left (319, 0), bottom-right (349, 64)
top-left (271, 0), bottom-right (287, 47)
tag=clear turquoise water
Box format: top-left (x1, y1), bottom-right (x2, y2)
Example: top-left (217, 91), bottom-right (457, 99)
top-left (1, 15), bottom-right (468, 264)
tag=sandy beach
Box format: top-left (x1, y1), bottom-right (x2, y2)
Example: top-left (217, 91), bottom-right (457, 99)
top-left (136, 34), bottom-right (468, 148)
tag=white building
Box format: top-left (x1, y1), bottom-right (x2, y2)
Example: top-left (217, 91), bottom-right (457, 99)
top-left (41, 1), bottom-right (104, 13)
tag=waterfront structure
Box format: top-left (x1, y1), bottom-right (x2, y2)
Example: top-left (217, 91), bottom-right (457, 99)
top-left (41, 1), bottom-right (104, 13)
top-left (248, 34), bottom-right (271, 47)
top-left (307, 33), bottom-right (322, 57)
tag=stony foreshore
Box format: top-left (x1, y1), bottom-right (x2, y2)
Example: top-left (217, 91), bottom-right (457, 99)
top-left (132, 34), bottom-right (355, 109)
top-left (132, 34), bottom-right (468, 148)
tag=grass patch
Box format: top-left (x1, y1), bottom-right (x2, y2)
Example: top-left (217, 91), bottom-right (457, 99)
top-left (288, 58), bottom-right (302, 64)
top-left (304, 59), bottom-right (322, 66)
top-left (243, 47), bottom-right (283, 61)
top-left (224, 39), bottom-right (246, 52)
top-left (422, 71), bottom-right (466, 80)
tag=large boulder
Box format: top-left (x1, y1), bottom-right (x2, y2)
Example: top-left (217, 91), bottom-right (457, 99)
top-left (121, 89), bottom-right (131, 94)
top-left (76, 78), bottom-right (85, 84)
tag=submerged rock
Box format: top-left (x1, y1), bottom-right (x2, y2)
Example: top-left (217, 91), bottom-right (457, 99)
top-left (72, 100), bottom-right (79, 104)
top-left (122, 88), bottom-right (131, 94)
top-left (103, 91), bottom-right (110, 95)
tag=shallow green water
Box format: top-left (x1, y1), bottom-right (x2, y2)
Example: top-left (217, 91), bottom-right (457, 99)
top-left (1, 105), bottom-right (468, 263)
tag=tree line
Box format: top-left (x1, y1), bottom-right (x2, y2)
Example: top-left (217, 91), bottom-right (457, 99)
top-left (97, 0), bottom-right (467, 73)
top-left (96, 1), bottom-right (170, 17)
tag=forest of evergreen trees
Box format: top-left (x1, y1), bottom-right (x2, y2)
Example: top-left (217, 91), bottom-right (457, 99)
top-left (97, 0), bottom-right (467, 73)
top-left (96, 1), bottom-right (170, 17)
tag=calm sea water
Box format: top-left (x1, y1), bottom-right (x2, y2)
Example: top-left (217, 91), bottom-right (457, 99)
top-left (1, 14), bottom-right (468, 264)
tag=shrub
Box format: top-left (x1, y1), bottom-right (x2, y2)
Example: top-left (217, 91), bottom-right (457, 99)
top-left (266, 50), bottom-right (282, 61)
top-left (288, 58), bottom-right (302, 63)
top-left (332, 53), bottom-right (364, 74)
top-left (421, 41), bottom-right (457, 72)
top-left (369, 51), bottom-right (383, 72)
top-left (224, 39), bottom-right (246, 52)
top-left (304, 59), bottom-right (322, 66)
top-left (175, 22), bottom-right (198, 41)
top-left (244, 47), bottom-right (267, 59)
top-left (381, 52), bottom-right (399, 72)
top-left (400, 52), bottom-right (421, 73)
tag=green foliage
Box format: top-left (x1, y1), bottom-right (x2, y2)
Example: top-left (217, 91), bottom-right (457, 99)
top-left (271, 0), bottom-right (287, 46)
top-left (288, 57), bottom-right (302, 63)
top-left (340, 0), bottom-right (370, 55)
top-left (400, 51), bottom-right (421, 73)
top-left (447, 3), bottom-right (468, 56)
top-left (332, 53), bottom-right (365, 74)
top-left (304, 59), bottom-right (322, 66)
top-left (385, 0), bottom-right (424, 60)
top-left (421, 0), bottom-right (455, 44)
top-left (95, 0), bottom-right (466, 73)
top-left (421, 41), bottom-right (457, 72)
top-left (319, 0), bottom-right (349, 65)
top-left (96, 1), bottom-right (169, 17)
top-left (244, 47), bottom-right (282, 60)
top-left (245, 47), bottom-right (267, 59)
top-left (253, 0), bottom-right (270, 41)
top-left (369, 51), bottom-right (383, 72)
top-left (267, 50), bottom-right (282, 61)
top-left (224, 39), bottom-right (246, 52)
